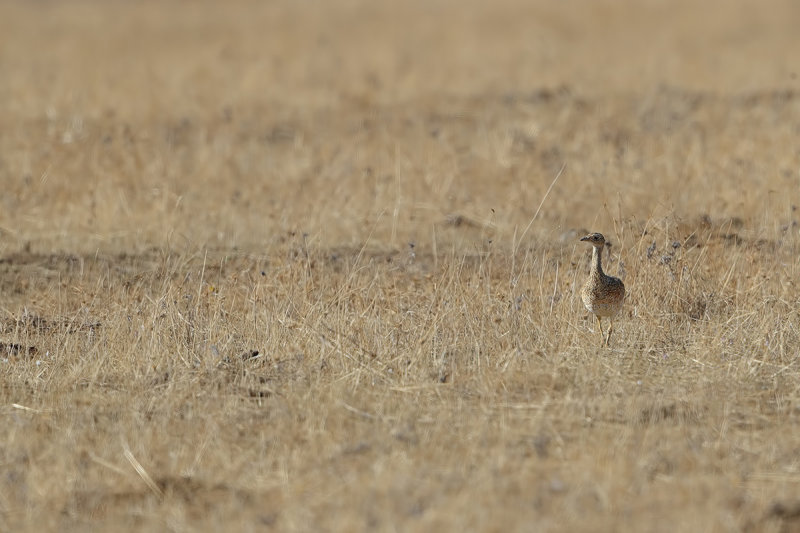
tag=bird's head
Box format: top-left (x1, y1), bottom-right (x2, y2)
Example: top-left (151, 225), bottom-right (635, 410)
top-left (580, 232), bottom-right (607, 249)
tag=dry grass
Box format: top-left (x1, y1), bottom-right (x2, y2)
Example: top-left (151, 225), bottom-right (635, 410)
top-left (1, 0), bottom-right (800, 531)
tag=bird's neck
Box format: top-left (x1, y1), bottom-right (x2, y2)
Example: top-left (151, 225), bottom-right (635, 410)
top-left (591, 245), bottom-right (604, 275)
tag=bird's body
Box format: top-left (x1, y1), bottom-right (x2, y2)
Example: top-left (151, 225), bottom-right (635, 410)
top-left (580, 233), bottom-right (625, 346)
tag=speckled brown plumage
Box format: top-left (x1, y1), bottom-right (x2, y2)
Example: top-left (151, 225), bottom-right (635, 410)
top-left (580, 232), bottom-right (625, 346)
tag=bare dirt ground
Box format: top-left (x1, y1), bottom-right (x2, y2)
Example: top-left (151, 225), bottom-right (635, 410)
top-left (1, 0), bottom-right (800, 531)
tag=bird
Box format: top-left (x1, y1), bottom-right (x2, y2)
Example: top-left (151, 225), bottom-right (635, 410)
top-left (580, 232), bottom-right (625, 346)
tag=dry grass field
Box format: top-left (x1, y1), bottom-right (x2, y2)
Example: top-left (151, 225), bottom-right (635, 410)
top-left (1, 0), bottom-right (800, 531)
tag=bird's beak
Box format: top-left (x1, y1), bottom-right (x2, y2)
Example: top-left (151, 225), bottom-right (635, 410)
top-left (580, 236), bottom-right (589, 242)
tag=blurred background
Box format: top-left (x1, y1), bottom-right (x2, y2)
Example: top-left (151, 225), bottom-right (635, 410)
top-left (1, 0), bottom-right (798, 253)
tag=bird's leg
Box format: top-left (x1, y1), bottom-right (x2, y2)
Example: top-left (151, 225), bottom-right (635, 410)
top-left (606, 317), bottom-right (614, 347)
top-left (596, 315), bottom-right (605, 346)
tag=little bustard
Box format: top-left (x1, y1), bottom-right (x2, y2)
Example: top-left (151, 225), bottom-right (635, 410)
top-left (580, 232), bottom-right (625, 346)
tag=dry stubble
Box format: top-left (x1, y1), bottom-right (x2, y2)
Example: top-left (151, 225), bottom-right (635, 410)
top-left (1, 1), bottom-right (800, 532)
